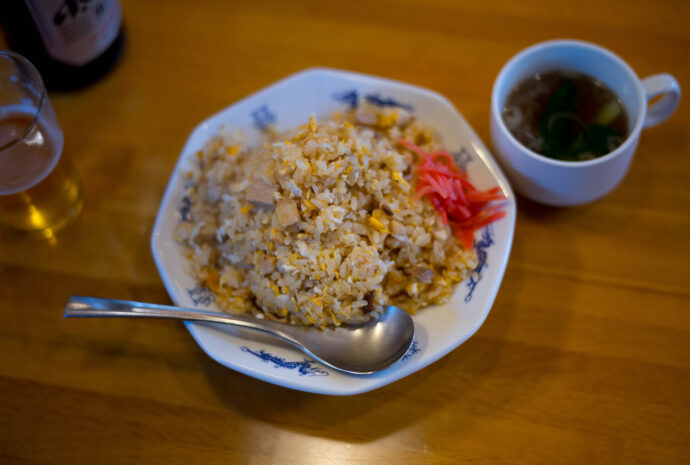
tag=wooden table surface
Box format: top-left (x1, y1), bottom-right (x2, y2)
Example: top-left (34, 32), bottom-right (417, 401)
top-left (1, 1), bottom-right (689, 463)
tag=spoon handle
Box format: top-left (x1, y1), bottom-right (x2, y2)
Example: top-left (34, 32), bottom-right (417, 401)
top-left (64, 295), bottom-right (301, 342)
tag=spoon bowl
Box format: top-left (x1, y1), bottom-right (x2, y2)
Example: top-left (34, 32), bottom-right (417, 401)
top-left (64, 296), bottom-right (415, 375)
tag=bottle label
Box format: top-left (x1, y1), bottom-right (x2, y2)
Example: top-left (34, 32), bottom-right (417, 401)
top-left (25, 0), bottom-right (122, 67)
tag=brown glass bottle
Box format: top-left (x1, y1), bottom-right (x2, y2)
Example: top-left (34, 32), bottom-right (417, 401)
top-left (1, 0), bottom-right (126, 91)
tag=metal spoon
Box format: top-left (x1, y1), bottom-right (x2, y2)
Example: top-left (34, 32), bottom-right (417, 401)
top-left (64, 295), bottom-right (415, 375)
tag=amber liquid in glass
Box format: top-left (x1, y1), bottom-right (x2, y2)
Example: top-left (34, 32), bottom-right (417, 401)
top-left (0, 109), bottom-right (82, 232)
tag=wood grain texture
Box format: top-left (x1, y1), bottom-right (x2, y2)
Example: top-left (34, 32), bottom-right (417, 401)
top-left (1, 0), bottom-right (689, 463)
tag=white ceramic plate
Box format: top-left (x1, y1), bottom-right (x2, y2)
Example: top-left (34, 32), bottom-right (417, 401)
top-left (151, 68), bottom-right (516, 395)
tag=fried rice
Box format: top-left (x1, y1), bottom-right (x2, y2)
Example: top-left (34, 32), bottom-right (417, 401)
top-left (176, 105), bottom-right (478, 328)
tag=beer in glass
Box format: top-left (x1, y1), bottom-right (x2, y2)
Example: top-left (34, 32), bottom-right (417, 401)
top-left (0, 50), bottom-right (82, 233)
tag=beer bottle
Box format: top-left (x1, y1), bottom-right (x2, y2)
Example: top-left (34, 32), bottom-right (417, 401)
top-left (0, 0), bottom-right (126, 90)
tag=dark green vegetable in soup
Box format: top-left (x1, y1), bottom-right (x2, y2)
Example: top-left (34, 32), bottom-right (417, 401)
top-left (502, 71), bottom-right (629, 161)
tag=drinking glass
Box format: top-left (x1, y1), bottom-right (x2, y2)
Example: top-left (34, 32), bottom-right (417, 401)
top-left (0, 50), bottom-right (82, 233)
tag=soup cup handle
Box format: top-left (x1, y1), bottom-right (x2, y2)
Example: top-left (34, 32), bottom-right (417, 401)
top-left (641, 74), bottom-right (681, 129)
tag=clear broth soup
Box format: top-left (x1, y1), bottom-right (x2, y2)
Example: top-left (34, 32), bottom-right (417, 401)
top-left (502, 70), bottom-right (629, 162)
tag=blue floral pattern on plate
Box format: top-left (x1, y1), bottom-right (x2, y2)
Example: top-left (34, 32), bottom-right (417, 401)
top-left (465, 226), bottom-right (495, 303)
top-left (251, 105), bottom-right (276, 130)
top-left (178, 194), bottom-right (192, 221)
top-left (402, 340), bottom-right (421, 361)
top-left (453, 146), bottom-right (473, 171)
top-left (332, 89), bottom-right (359, 109)
top-left (365, 93), bottom-right (414, 110)
top-left (332, 89), bottom-right (413, 111)
top-left (186, 286), bottom-right (215, 307)
top-left (240, 346), bottom-right (329, 376)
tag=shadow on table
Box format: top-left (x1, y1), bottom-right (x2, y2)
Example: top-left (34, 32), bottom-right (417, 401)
top-left (189, 195), bottom-right (575, 443)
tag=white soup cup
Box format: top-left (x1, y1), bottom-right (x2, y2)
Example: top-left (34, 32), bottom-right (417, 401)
top-left (490, 39), bottom-right (680, 206)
